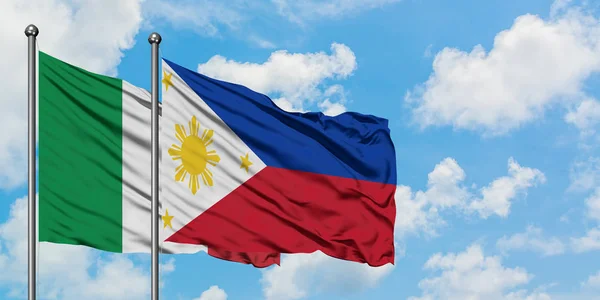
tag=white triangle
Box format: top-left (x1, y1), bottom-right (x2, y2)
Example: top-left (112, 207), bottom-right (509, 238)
top-left (158, 60), bottom-right (267, 248)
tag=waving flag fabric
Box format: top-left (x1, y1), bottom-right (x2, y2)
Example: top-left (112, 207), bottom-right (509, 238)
top-left (160, 58), bottom-right (397, 267)
top-left (38, 51), bottom-right (202, 254)
top-left (38, 51), bottom-right (279, 267)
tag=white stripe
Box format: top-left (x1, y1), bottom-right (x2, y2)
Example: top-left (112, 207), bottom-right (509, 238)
top-left (121, 80), bottom-right (204, 253)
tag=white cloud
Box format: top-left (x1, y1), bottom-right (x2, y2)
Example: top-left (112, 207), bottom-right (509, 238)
top-left (158, 257), bottom-right (176, 288)
top-left (143, 0), bottom-right (398, 45)
top-left (504, 290), bottom-right (553, 300)
top-left (70, 256), bottom-right (149, 300)
top-left (468, 158), bottom-right (546, 218)
top-left (394, 158), bottom-right (469, 238)
top-left (0, 0), bottom-right (144, 189)
top-left (248, 35), bottom-right (277, 49)
top-left (160, 258), bottom-right (176, 273)
top-left (0, 196), bottom-right (154, 299)
top-left (143, 0), bottom-right (399, 39)
top-left (318, 99), bottom-right (347, 116)
top-left (317, 85), bottom-right (348, 116)
top-left (571, 228), bottom-right (600, 253)
top-left (272, 0), bottom-right (401, 24)
top-left (143, 0), bottom-right (244, 37)
top-left (193, 285), bottom-right (228, 300)
top-left (260, 251), bottom-right (394, 300)
top-left (197, 43), bottom-right (356, 113)
top-left (550, 0), bottom-right (574, 17)
top-left (496, 226), bottom-right (566, 256)
top-left (394, 185), bottom-right (446, 238)
top-left (424, 44), bottom-right (434, 58)
top-left (565, 98), bottom-right (600, 137)
top-left (581, 270), bottom-right (600, 289)
top-left (570, 188), bottom-right (600, 253)
top-left (409, 244), bottom-right (549, 300)
top-left (396, 157), bottom-right (545, 238)
top-left (421, 157), bottom-right (471, 209)
top-left (569, 157), bottom-right (600, 192)
top-left (585, 188), bottom-right (600, 222)
top-left (406, 5), bottom-right (600, 135)
top-left (272, 98), bottom-right (306, 113)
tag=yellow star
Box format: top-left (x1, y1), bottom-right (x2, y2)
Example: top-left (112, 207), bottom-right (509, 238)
top-left (162, 71), bottom-right (173, 91)
top-left (162, 209), bottom-right (174, 229)
top-left (240, 152), bottom-right (253, 173)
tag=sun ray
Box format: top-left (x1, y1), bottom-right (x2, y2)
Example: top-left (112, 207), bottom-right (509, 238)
top-left (201, 169), bottom-right (214, 187)
top-left (204, 168), bottom-right (213, 186)
top-left (175, 164), bottom-right (187, 182)
top-left (169, 115), bottom-right (221, 195)
top-left (202, 129), bottom-right (214, 147)
top-left (175, 124), bottom-right (187, 143)
top-left (206, 150), bottom-right (220, 166)
top-left (190, 116), bottom-right (200, 137)
top-left (168, 145), bottom-right (182, 160)
top-left (189, 174), bottom-right (200, 195)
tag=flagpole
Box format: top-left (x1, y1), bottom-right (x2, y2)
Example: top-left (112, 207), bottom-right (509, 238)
top-left (148, 32), bottom-right (162, 300)
top-left (25, 24), bottom-right (39, 300)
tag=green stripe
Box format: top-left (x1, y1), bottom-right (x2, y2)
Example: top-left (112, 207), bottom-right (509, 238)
top-left (39, 51), bottom-right (123, 252)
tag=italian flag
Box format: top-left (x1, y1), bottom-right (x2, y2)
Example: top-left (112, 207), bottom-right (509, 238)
top-left (38, 51), bottom-right (201, 254)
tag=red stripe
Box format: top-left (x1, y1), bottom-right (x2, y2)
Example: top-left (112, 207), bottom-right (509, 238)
top-left (207, 247), bottom-right (280, 268)
top-left (167, 167), bottom-right (396, 267)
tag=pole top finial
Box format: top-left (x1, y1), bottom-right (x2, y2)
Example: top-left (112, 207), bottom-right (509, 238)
top-left (148, 32), bottom-right (162, 44)
top-left (24, 24), bottom-right (39, 37)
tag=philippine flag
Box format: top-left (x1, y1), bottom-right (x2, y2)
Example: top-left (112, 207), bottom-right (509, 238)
top-left (159, 58), bottom-right (397, 268)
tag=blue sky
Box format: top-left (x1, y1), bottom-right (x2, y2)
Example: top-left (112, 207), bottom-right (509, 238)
top-left (1, 0), bottom-right (600, 299)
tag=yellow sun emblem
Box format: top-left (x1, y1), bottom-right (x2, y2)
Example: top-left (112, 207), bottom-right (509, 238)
top-left (168, 116), bottom-right (220, 195)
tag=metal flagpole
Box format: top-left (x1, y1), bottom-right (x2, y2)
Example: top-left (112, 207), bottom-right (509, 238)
top-left (148, 32), bottom-right (162, 300)
top-left (25, 24), bottom-right (39, 300)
